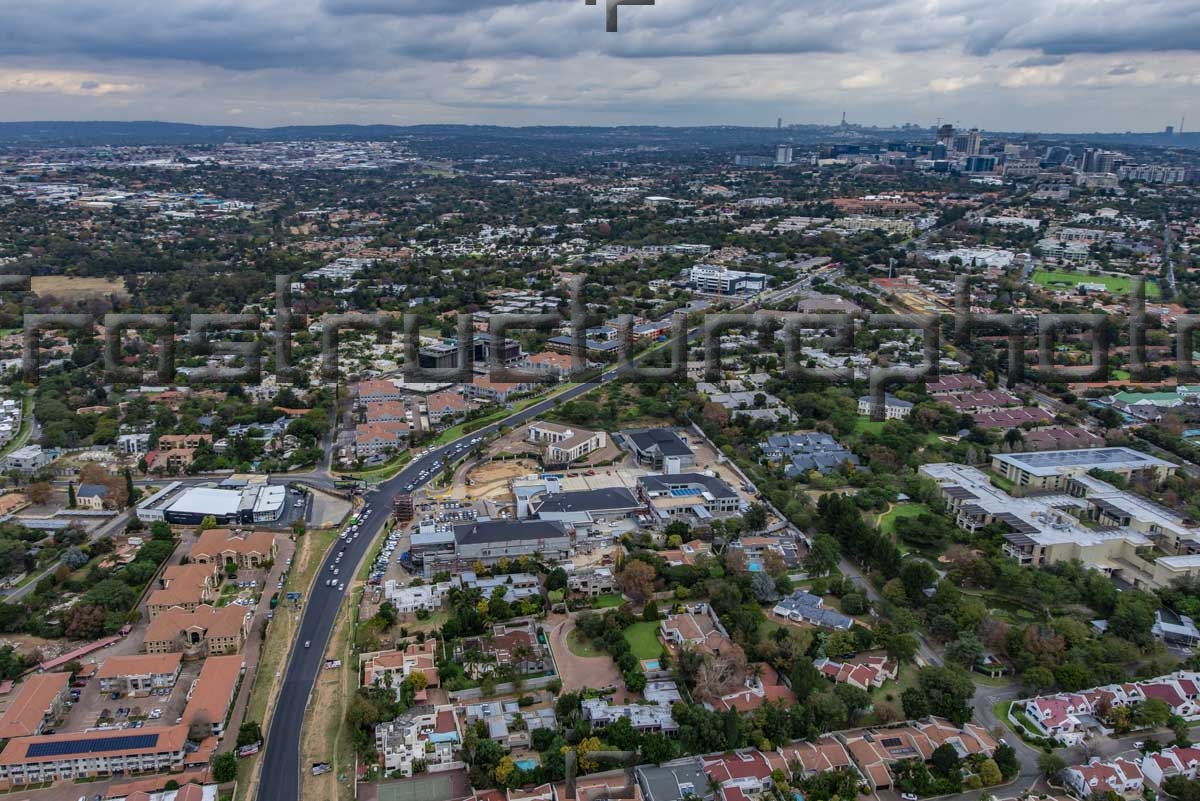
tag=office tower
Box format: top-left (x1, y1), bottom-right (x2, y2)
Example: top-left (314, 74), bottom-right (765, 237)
top-left (966, 128), bottom-right (982, 155)
top-left (937, 124), bottom-right (955, 148)
top-left (775, 144), bottom-right (793, 165)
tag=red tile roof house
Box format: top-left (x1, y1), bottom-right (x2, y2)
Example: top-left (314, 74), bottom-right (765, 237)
top-left (1141, 745), bottom-right (1200, 787)
top-left (709, 664), bottom-right (797, 713)
top-left (1064, 758), bottom-right (1144, 799)
top-left (1023, 695), bottom-right (1092, 745)
top-left (841, 719), bottom-right (991, 791)
top-left (766, 738), bottom-right (854, 778)
top-left (703, 750), bottom-right (775, 801)
top-left (813, 656), bottom-right (897, 691)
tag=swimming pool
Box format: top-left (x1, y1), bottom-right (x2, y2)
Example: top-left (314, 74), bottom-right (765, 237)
top-left (748, 561), bottom-right (763, 572)
top-left (515, 759), bottom-right (538, 771)
top-left (644, 659), bottom-right (661, 670)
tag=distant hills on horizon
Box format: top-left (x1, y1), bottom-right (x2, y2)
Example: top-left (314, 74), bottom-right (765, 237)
top-left (0, 119), bottom-right (1196, 151)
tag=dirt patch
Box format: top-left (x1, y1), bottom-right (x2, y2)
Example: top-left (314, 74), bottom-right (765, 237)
top-left (464, 459), bottom-right (538, 501)
top-left (547, 615), bottom-right (630, 701)
top-left (31, 276), bottom-right (129, 299)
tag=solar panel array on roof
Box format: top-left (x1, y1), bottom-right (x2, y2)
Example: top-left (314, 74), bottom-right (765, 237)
top-left (880, 737), bottom-right (903, 748)
top-left (26, 732), bottom-right (159, 758)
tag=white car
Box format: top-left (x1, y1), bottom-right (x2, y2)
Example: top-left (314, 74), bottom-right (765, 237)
top-left (901, 795), bottom-right (919, 801)
top-left (304, 641), bottom-right (311, 648)
top-left (338, 583), bottom-right (345, 591)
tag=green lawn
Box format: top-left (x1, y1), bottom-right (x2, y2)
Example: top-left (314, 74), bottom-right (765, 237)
top-left (853, 418), bottom-right (886, 435)
top-left (593, 594), bottom-right (625, 609)
top-left (1033, 268), bottom-right (1160, 298)
top-left (623, 622), bottom-right (664, 660)
top-left (877, 502), bottom-right (928, 535)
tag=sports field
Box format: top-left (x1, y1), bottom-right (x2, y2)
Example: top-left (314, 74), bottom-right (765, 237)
top-left (1032, 269), bottom-right (1160, 298)
top-left (376, 773), bottom-right (466, 801)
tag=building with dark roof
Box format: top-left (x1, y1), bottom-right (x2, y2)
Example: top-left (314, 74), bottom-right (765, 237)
top-left (531, 487), bottom-right (643, 525)
top-left (761, 433), bottom-right (860, 477)
top-left (409, 519), bottom-right (573, 576)
top-left (622, 429), bottom-right (695, 470)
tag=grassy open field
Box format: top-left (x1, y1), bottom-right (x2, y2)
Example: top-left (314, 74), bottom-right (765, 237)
top-left (30, 276), bottom-right (129, 299)
top-left (876, 502), bottom-right (928, 535)
top-left (1033, 268), bottom-right (1160, 298)
top-left (623, 622), bottom-right (664, 660)
top-left (853, 418), bottom-right (886, 435)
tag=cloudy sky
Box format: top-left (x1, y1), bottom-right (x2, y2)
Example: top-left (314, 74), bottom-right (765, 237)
top-left (0, 0), bottom-right (1197, 131)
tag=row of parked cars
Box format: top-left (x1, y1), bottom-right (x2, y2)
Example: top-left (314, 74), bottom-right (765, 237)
top-left (370, 530), bottom-right (404, 580)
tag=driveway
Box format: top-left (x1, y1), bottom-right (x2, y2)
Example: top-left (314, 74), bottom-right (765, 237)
top-left (547, 614), bottom-right (624, 697)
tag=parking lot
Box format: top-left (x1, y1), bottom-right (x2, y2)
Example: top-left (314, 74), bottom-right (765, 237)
top-left (60, 659), bottom-right (202, 735)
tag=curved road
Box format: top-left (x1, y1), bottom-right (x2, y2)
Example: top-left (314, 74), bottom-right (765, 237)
top-left (255, 364), bottom-right (637, 801)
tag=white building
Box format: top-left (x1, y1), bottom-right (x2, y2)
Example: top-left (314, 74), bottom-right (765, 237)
top-left (689, 265), bottom-right (768, 295)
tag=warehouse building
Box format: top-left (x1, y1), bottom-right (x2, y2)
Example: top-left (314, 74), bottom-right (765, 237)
top-left (135, 482), bottom-right (287, 525)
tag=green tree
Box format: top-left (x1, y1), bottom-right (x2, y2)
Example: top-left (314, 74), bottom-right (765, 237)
top-left (1037, 751), bottom-right (1066, 780)
top-left (978, 758), bottom-right (1002, 787)
top-left (212, 752), bottom-right (238, 783)
top-left (994, 743), bottom-right (1020, 780)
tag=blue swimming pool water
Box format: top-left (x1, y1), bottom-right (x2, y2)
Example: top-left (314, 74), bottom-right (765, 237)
top-left (515, 759), bottom-right (538, 771)
top-left (644, 659), bottom-right (661, 670)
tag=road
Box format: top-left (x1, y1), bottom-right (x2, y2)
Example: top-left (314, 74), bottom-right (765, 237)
top-left (255, 266), bottom-right (940, 799)
top-left (2, 508), bottom-right (131, 602)
top-left (255, 281), bottom-right (810, 800)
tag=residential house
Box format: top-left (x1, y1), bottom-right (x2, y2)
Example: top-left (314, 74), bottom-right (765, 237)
top-left (362, 641), bottom-right (441, 690)
top-left (568, 567), bottom-right (617, 597)
top-left (857, 394), bottom-right (913, 420)
top-left (375, 706), bottom-right (461, 776)
top-left (1141, 744), bottom-right (1200, 786)
top-left (623, 429), bottom-right (695, 470)
top-left (814, 656), bottom-right (897, 691)
top-left (75, 484), bottom-right (110, 510)
top-left (1063, 758), bottom-right (1144, 799)
top-left (772, 591), bottom-right (854, 630)
top-left (455, 621), bottom-right (547, 679)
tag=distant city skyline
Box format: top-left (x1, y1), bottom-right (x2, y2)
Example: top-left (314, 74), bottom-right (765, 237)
top-left (0, 0), bottom-right (1196, 132)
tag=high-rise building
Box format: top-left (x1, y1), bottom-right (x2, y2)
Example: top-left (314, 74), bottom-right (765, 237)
top-left (1095, 152), bottom-right (1117, 174)
top-left (938, 124), bottom-right (955, 147)
top-left (965, 155), bottom-right (998, 173)
top-left (966, 128), bottom-right (982, 156)
top-left (775, 144), bottom-right (793, 165)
